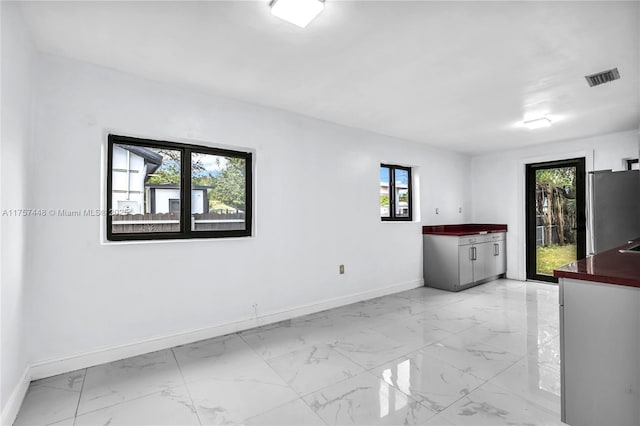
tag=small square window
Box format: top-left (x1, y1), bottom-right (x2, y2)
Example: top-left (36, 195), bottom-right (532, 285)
top-left (380, 164), bottom-right (412, 221)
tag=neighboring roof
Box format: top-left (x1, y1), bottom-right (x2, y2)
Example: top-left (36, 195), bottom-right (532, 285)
top-left (120, 144), bottom-right (163, 166)
top-left (120, 144), bottom-right (163, 178)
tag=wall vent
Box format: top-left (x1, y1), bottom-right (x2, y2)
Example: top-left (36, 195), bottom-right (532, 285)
top-left (585, 68), bottom-right (620, 87)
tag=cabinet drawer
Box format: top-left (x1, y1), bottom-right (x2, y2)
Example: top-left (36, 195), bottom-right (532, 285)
top-left (488, 232), bottom-right (505, 242)
top-left (459, 237), bottom-right (479, 246)
top-left (459, 233), bottom-right (503, 246)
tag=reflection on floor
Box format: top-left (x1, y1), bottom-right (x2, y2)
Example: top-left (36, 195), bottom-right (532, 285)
top-left (14, 279), bottom-right (563, 425)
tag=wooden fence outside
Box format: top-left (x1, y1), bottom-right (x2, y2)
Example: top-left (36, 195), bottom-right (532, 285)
top-left (112, 212), bottom-right (245, 233)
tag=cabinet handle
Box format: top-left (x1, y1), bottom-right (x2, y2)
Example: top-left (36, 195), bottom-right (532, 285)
top-left (470, 246), bottom-right (477, 261)
top-left (494, 243), bottom-right (499, 256)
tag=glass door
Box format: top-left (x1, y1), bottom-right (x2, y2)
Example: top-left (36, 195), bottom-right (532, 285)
top-left (526, 158), bottom-right (586, 283)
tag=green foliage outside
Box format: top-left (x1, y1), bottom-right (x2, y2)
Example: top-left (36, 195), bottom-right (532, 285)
top-left (209, 158), bottom-right (246, 210)
top-left (536, 167), bottom-right (577, 247)
top-left (380, 192), bottom-right (408, 206)
top-left (536, 244), bottom-right (577, 275)
top-left (147, 151), bottom-right (246, 211)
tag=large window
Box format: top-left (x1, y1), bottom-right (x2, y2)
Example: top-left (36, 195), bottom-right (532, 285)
top-left (107, 135), bottom-right (252, 241)
top-left (380, 164), bottom-right (412, 221)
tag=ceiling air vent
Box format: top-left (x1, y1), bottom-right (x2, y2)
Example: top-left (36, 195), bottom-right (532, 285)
top-left (585, 68), bottom-right (620, 87)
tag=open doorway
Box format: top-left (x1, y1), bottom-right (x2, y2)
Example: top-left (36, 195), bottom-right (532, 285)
top-left (525, 158), bottom-right (586, 283)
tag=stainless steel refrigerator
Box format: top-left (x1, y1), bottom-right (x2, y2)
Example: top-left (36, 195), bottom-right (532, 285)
top-left (589, 169), bottom-right (640, 254)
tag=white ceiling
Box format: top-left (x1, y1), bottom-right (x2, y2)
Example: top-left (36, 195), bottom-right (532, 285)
top-left (18, 1), bottom-right (640, 154)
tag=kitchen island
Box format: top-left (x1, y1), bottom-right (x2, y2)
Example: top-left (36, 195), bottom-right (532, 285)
top-left (423, 224), bottom-right (507, 291)
top-left (554, 239), bottom-right (640, 426)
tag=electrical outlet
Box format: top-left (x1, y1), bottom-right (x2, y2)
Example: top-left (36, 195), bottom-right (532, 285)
top-left (459, 207), bottom-right (462, 213)
top-left (435, 208), bottom-right (439, 214)
top-left (339, 264), bottom-right (345, 274)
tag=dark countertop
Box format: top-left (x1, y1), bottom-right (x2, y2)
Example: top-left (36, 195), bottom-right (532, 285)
top-left (422, 223), bottom-right (508, 236)
top-left (554, 238), bottom-right (640, 288)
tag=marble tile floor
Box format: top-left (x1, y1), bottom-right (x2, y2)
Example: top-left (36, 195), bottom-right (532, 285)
top-left (14, 279), bottom-right (565, 426)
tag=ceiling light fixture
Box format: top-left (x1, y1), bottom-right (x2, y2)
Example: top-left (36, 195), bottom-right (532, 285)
top-left (523, 117), bottom-right (552, 130)
top-left (269, 0), bottom-right (325, 28)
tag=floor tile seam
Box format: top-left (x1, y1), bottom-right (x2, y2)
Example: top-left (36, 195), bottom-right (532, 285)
top-left (363, 346), bottom-right (492, 403)
top-left (348, 367), bottom-right (442, 418)
top-left (475, 379), bottom-right (563, 420)
top-left (75, 385), bottom-right (182, 419)
top-left (335, 345), bottom-right (410, 371)
top-left (170, 347), bottom-right (203, 426)
top-left (29, 383), bottom-right (82, 395)
top-left (43, 415), bottom-right (76, 426)
top-left (470, 337), bottom-right (538, 360)
top-left (379, 338), bottom-right (452, 363)
top-left (465, 353), bottom-right (527, 383)
top-left (73, 383), bottom-right (190, 419)
top-left (296, 369), bottom-right (384, 402)
top-left (444, 321), bottom-right (491, 336)
top-left (239, 393), bottom-right (331, 426)
top-left (178, 371), bottom-right (295, 389)
top-left (331, 337), bottom-right (434, 373)
top-left (291, 367), bottom-right (373, 401)
top-left (432, 380), bottom-right (504, 424)
top-left (412, 347), bottom-right (517, 384)
top-left (485, 374), bottom-right (562, 415)
top-left (72, 368), bottom-right (88, 421)
top-left (419, 376), bottom-right (489, 417)
top-left (269, 344), bottom-right (374, 380)
top-left (235, 330), bottom-right (303, 396)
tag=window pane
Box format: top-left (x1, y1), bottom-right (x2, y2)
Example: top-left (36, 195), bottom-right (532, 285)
top-left (111, 144), bottom-right (181, 234)
top-left (395, 168), bottom-right (410, 217)
top-left (380, 166), bottom-right (390, 217)
top-left (191, 152), bottom-right (246, 232)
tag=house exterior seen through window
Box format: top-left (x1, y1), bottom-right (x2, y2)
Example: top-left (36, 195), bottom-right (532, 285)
top-left (107, 134), bottom-right (252, 241)
top-left (380, 164), bottom-right (412, 221)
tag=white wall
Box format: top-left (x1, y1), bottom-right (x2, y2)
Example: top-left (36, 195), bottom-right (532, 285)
top-left (25, 53), bottom-right (471, 365)
top-left (471, 130), bottom-right (639, 280)
top-left (0, 1), bottom-right (34, 416)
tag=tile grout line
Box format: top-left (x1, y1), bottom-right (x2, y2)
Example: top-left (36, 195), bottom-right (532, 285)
top-left (170, 347), bottom-right (203, 426)
top-left (65, 385), bottom-right (185, 420)
top-left (237, 332), bottom-right (338, 425)
top-left (234, 332), bottom-right (324, 423)
top-left (72, 368), bottom-right (88, 425)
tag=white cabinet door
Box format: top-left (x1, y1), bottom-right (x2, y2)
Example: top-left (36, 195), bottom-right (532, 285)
top-left (458, 245), bottom-right (474, 286)
top-left (495, 240), bottom-right (506, 275)
top-left (473, 242), bottom-right (492, 282)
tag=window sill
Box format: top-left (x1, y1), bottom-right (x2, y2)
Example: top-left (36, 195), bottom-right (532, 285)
top-left (100, 235), bottom-right (256, 246)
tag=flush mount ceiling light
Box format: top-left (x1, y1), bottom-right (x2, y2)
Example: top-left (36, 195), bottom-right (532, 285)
top-left (523, 117), bottom-right (552, 130)
top-left (269, 0), bottom-right (325, 28)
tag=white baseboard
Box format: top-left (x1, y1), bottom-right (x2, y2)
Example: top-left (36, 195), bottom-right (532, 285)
top-left (29, 278), bottom-right (423, 381)
top-left (1, 366), bottom-right (30, 426)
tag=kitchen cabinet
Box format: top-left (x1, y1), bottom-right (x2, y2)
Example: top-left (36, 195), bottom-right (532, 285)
top-left (554, 240), bottom-right (640, 426)
top-left (423, 232), bottom-right (507, 291)
top-left (558, 278), bottom-right (639, 426)
top-left (489, 237), bottom-right (506, 278)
